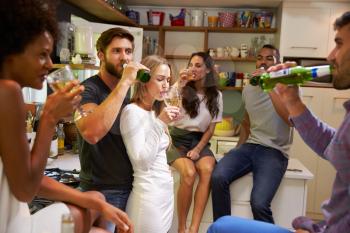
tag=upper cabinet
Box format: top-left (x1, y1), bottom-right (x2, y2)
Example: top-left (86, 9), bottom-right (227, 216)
top-left (279, 2), bottom-right (350, 59)
top-left (63, 0), bottom-right (136, 26)
top-left (327, 4), bottom-right (350, 55)
top-left (280, 7), bottom-right (330, 58)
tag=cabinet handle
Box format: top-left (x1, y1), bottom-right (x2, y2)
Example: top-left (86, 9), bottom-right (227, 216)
top-left (290, 46), bottom-right (318, 50)
top-left (333, 97), bottom-right (350, 100)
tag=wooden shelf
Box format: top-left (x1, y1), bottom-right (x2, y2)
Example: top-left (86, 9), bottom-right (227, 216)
top-left (141, 25), bottom-right (277, 33)
top-left (64, 0), bottom-right (136, 26)
top-left (53, 64), bottom-right (99, 70)
top-left (165, 55), bottom-right (256, 62)
top-left (219, 86), bottom-right (243, 91)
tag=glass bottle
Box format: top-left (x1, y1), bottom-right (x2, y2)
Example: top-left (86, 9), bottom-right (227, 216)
top-left (57, 123), bottom-right (65, 155)
top-left (250, 65), bottom-right (331, 91)
top-left (61, 213), bottom-right (74, 233)
top-left (122, 63), bottom-right (151, 83)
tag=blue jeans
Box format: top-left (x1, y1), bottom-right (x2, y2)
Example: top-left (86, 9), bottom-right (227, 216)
top-left (207, 216), bottom-right (293, 233)
top-left (100, 189), bottom-right (131, 232)
top-left (211, 143), bottom-right (288, 223)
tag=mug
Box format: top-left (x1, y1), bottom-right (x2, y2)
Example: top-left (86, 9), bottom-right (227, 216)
top-left (216, 47), bottom-right (224, 58)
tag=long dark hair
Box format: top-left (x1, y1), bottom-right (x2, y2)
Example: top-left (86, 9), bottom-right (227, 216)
top-left (182, 52), bottom-right (219, 118)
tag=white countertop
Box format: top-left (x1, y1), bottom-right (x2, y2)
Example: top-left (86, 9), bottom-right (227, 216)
top-left (48, 152), bottom-right (313, 180)
top-left (215, 155), bottom-right (313, 180)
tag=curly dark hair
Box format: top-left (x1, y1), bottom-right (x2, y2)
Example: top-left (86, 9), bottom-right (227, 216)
top-left (0, 0), bottom-right (59, 69)
top-left (182, 52), bottom-right (220, 119)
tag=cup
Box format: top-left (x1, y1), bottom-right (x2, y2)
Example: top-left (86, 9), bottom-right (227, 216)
top-left (216, 47), bottom-right (224, 58)
top-left (190, 10), bottom-right (206, 27)
top-left (208, 16), bottom-right (218, 27)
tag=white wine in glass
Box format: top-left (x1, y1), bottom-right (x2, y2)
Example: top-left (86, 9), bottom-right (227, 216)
top-left (164, 86), bottom-right (182, 107)
top-left (46, 65), bottom-right (87, 121)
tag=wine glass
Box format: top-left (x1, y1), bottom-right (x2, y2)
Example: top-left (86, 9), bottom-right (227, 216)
top-left (46, 65), bottom-right (87, 121)
top-left (164, 86), bottom-right (182, 108)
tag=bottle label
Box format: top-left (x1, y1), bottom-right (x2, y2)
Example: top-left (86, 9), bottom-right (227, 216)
top-left (310, 65), bottom-right (331, 78)
top-left (268, 68), bottom-right (293, 79)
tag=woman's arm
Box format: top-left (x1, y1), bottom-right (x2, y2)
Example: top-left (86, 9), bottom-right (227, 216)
top-left (187, 123), bottom-right (216, 160)
top-left (38, 176), bottom-right (133, 232)
top-left (0, 80), bottom-right (82, 202)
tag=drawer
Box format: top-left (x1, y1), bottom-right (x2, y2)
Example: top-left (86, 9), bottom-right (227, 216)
top-left (217, 141), bottom-right (237, 154)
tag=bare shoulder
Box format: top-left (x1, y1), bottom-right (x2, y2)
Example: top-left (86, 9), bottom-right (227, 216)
top-left (0, 79), bottom-right (22, 96)
top-left (0, 80), bottom-right (23, 107)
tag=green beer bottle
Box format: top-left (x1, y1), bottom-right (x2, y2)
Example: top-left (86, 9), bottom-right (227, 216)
top-left (250, 65), bottom-right (332, 91)
top-left (136, 68), bottom-right (151, 83)
top-left (122, 63), bottom-right (151, 83)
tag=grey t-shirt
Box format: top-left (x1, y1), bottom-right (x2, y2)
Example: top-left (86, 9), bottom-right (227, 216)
top-left (242, 84), bottom-right (293, 158)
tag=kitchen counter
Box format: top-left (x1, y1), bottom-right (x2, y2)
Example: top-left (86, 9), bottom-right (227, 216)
top-left (46, 152), bottom-right (80, 170)
top-left (49, 152), bottom-right (313, 232)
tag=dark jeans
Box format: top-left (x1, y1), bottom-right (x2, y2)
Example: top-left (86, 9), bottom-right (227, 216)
top-left (211, 143), bottom-right (288, 223)
top-left (100, 189), bottom-right (131, 232)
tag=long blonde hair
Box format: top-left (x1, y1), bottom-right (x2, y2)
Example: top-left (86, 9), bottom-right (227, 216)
top-left (131, 55), bottom-right (173, 116)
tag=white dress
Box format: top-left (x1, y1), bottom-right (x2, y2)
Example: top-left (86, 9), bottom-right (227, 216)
top-left (0, 157), bottom-right (31, 233)
top-left (120, 104), bottom-right (174, 233)
top-left (0, 157), bottom-right (70, 233)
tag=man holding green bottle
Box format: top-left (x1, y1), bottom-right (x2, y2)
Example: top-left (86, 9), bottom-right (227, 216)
top-left (211, 44), bottom-right (293, 223)
top-left (208, 11), bottom-right (350, 233)
top-left (75, 27), bottom-right (148, 232)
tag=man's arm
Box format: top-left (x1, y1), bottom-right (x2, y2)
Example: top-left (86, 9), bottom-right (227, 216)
top-left (269, 90), bottom-right (293, 126)
top-left (236, 111), bottom-right (250, 147)
top-left (75, 80), bottom-right (131, 144)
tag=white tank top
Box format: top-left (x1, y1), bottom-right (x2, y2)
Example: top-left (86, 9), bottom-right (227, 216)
top-left (0, 157), bottom-right (31, 233)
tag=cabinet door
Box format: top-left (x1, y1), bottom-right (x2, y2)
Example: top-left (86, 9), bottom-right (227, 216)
top-left (327, 6), bottom-right (350, 55)
top-left (280, 7), bottom-right (330, 58)
top-left (290, 87), bottom-right (321, 215)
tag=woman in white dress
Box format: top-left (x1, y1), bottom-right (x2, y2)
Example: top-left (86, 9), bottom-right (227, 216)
top-left (120, 55), bottom-right (180, 233)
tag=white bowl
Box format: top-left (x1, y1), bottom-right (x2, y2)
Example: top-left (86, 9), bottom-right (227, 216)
top-left (214, 129), bottom-right (235, 137)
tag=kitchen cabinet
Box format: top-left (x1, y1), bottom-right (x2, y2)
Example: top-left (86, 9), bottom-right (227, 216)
top-left (142, 25), bottom-right (276, 74)
top-left (63, 0), bottom-right (136, 26)
top-left (280, 7), bottom-right (330, 58)
top-left (327, 4), bottom-right (350, 55)
top-left (280, 2), bottom-right (350, 59)
top-left (142, 25), bottom-right (276, 60)
top-left (169, 158), bottom-right (313, 233)
top-left (290, 86), bottom-right (350, 220)
top-left (210, 136), bottom-right (239, 155)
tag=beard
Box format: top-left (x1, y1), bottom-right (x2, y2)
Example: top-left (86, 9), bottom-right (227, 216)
top-left (332, 54), bottom-right (350, 90)
top-left (105, 60), bottom-right (123, 79)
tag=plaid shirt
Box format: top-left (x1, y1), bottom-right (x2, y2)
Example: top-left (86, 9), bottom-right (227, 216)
top-left (290, 100), bottom-right (350, 233)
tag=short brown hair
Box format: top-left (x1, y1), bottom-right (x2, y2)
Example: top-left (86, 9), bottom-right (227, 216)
top-left (96, 27), bottom-right (134, 54)
top-left (334, 11), bottom-right (350, 30)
